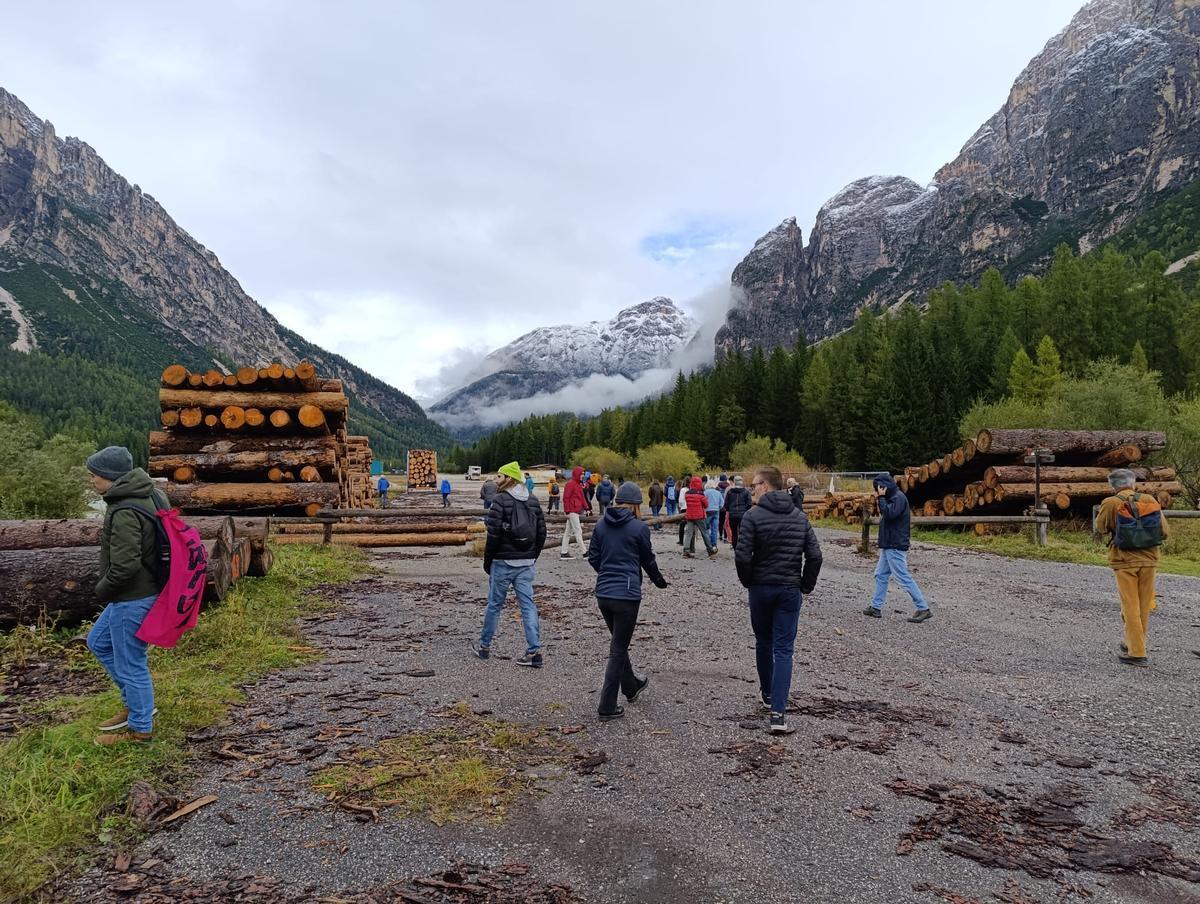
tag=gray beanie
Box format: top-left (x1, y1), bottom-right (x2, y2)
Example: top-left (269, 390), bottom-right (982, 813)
top-left (615, 481), bottom-right (643, 505)
top-left (734, 475), bottom-right (744, 487)
top-left (86, 445), bottom-right (134, 480)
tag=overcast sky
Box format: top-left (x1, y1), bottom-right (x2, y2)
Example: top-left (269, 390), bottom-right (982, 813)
top-left (5, 0), bottom-right (1081, 402)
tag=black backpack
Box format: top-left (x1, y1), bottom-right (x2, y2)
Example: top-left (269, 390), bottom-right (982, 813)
top-left (502, 497), bottom-right (537, 552)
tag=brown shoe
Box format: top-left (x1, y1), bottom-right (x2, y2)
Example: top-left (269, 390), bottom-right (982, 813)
top-left (94, 730), bottom-right (153, 747)
top-left (98, 708), bottom-right (130, 732)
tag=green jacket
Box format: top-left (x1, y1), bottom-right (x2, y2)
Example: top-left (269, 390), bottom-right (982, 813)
top-left (96, 468), bottom-right (169, 603)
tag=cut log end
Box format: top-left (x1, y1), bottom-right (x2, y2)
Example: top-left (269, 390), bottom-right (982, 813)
top-left (236, 366), bottom-right (259, 386)
top-left (161, 364), bottom-right (189, 387)
top-left (298, 404), bottom-right (326, 429)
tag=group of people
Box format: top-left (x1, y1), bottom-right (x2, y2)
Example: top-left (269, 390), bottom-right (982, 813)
top-left (375, 474), bottom-right (454, 508)
top-left (78, 445), bottom-right (1168, 748)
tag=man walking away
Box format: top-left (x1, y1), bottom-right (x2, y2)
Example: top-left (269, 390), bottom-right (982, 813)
top-left (440, 477), bottom-right (452, 508)
top-left (378, 475), bottom-right (390, 508)
top-left (717, 474), bottom-right (731, 540)
top-left (724, 476), bottom-right (752, 549)
top-left (683, 477), bottom-right (717, 558)
top-left (1095, 469), bottom-right (1168, 666)
top-left (596, 475), bottom-right (615, 514)
top-left (547, 474), bottom-right (561, 512)
top-left (787, 478), bottom-right (805, 510)
top-left (704, 480), bottom-right (723, 548)
top-left (480, 477), bottom-right (498, 510)
top-left (648, 479), bottom-right (664, 529)
top-left (665, 476), bottom-right (678, 517)
top-left (587, 482), bottom-right (667, 721)
top-left (86, 446), bottom-right (168, 746)
top-left (864, 473), bottom-right (930, 622)
top-left (560, 466), bottom-right (588, 558)
top-left (736, 466), bottom-right (822, 734)
top-left (474, 461), bottom-right (547, 667)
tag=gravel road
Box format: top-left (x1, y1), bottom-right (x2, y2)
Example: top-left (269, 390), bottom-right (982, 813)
top-left (67, 527), bottom-right (1200, 903)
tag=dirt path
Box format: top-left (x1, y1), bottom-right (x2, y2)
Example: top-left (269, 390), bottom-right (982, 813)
top-left (67, 530), bottom-right (1200, 903)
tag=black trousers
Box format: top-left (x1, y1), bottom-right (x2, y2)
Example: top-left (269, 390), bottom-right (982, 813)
top-left (597, 597), bottom-right (640, 714)
top-left (729, 513), bottom-right (744, 549)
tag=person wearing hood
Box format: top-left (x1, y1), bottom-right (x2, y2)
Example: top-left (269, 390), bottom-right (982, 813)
top-left (664, 476), bottom-right (678, 517)
top-left (85, 446), bottom-right (169, 747)
top-left (735, 466), bottom-right (822, 734)
top-left (865, 473), bottom-right (931, 623)
top-left (560, 466), bottom-right (588, 558)
top-left (683, 476), bottom-right (717, 558)
top-left (647, 479), bottom-right (664, 529)
top-left (587, 482), bottom-right (667, 721)
top-left (723, 476), bottom-right (753, 549)
top-left (596, 475), bottom-right (616, 514)
top-left (480, 477), bottom-right (498, 510)
top-left (474, 461), bottom-right (547, 668)
top-left (440, 477), bottom-right (452, 508)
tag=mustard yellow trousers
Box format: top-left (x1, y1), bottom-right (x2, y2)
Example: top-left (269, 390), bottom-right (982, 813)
top-left (1112, 566), bottom-right (1156, 659)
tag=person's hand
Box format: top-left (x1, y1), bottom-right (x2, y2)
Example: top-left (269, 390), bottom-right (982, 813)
top-left (483, 561), bottom-right (492, 575)
top-left (876, 485), bottom-right (886, 497)
top-left (654, 577), bottom-right (669, 589)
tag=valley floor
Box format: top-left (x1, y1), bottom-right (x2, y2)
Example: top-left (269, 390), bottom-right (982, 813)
top-left (62, 529), bottom-right (1200, 903)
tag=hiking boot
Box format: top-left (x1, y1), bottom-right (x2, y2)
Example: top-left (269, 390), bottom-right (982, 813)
top-left (863, 606), bottom-right (882, 618)
top-left (598, 706), bottom-right (625, 722)
top-left (95, 730), bottom-right (153, 747)
top-left (560, 552), bottom-right (574, 559)
top-left (515, 652), bottom-right (543, 669)
top-left (707, 548), bottom-right (718, 558)
top-left (98, 706), bottom-right (158, 732)
top-left (627, 676), bottom-right (650, 703)
top-left (908, 609), bottom-right (932, 623)
top-left (769, 713), bottom-right (795, 735)
top-left (1117, 653), bottom-right (1149, 667)
top-left (471, 641), bottom-right (490, 661)
top-left (683, 552), bottom-right (695, 559)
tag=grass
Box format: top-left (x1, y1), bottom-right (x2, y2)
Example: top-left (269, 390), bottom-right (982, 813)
top-left (0, 543), bottom-right (365, 901)
top-left (312, 702), bottom-right (570, 826)
top-left (813, 517), bottom-right (1200, 577)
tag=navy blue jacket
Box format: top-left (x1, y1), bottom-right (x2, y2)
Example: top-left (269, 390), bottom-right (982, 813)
top-left (873, 473), bottom-right (911, 551)
top-left (596, 479), bottom-right (615, 504)
top-left (724, 486), bottom-right (752, 517)
top-left (587, 506), bottom-right (667, 601)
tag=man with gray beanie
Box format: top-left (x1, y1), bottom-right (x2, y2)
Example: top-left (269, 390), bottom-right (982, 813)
top-left (1095, 468), bottom-right (1169, 666)
top-left (85, 446), bottom-right (169, 746)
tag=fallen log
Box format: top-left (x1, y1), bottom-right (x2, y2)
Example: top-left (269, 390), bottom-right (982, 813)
top-left (148, 447), bottom-right (337, 477)
top-left (0, 515), bottom-right (238, 551)
top-left (997, 480), bottom-right (1183, 499)
top-left (165, 481), bottom-right (340, 511)
top-left (983, 465), bottom-right (1175, 487)
top-left (148, 432), bottom-right (338, 456)
top-left (975, 429), bottom-right (1167, 456)
top-left (272, 532), bottom-right (469, 547)
top-left (1095, 444), bottom-right (1145, 467)
top-left (0, 546), bottom-right (102, 629)
top-left (204, 539), bottom-right (232, 603)
top-left (159, 389), bottom-right (349, 413)
top-left (274, 521), bottom-right (478, 535)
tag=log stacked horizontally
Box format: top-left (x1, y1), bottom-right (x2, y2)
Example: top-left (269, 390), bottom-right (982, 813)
top-left (153, 362), bottom-right (376, 515)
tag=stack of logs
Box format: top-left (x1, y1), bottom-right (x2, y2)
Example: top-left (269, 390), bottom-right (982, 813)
top-left (273, 511), bottom-right (485, 547)
top-left (0, 516), bottom-right (269, 629)
top-left (406, 449), bottom-right (438, 492)
top-left (811, 429), bottom-right (1176, 524)
top-left (153, 362), bottom-right (375, 515)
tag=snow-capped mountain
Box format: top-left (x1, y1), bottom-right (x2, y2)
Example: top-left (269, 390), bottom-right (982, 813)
top-left (431, 297), bottom-right (698, 432)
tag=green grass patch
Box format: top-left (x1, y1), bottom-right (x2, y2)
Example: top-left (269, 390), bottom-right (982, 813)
top-left (313, 702), bottom-right (570, 826)
top-left (0, 543), bottom-right (365, 901)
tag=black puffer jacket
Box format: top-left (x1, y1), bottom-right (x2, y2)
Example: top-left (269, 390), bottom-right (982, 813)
top-left (789, 485), bottom-right (805, 509)
top-left (872, 473), bottom-right (911, 551)
top-left (724, 486), bottom-right (752, 517)
top-left (734, 489), bottom-right (822, 591)
top-left (484, 487), bottom-right (546, 571)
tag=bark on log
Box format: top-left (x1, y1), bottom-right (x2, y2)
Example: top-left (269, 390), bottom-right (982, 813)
top-left (246, 544), bottom-right (274, 577)
top-left (275, 521), bottom-right (479, 535)
top-left (204, 539), bottom-right (232, 604)
top-left (159, 389), bottom-right (349, 413)
top-left (165, 481), bottom-right (341, 510)
top-left (149, 433), bottom-right (338, 455)
top-left (975, 429), bottom-right (1167, 456)
top-left (0, 515), bottom-right (240, 551)
top-left (997, 480), bottom-right (1183, 499)
top-left (1095, 444), bottom-right (1145, 467)
top-left (0, 546), bottom-right (102, 629)
top-left (983, 465), bottom-right (1175, 487)
top-left (272, 532), bottom-right (469, 547)
top-left (149, 448), bottom-right (337, 476)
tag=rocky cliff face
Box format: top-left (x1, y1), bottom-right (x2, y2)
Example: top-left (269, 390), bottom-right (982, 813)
top-left (0, 87), bottom-right (443, 439)
top-left (717, 0), bottom-right (1200, 356)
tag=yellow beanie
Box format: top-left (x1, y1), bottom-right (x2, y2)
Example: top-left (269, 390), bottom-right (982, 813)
top-left (498, 461), bottom-right (523, 482)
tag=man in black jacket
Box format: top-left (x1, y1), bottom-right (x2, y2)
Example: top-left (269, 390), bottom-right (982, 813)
top-left (473, 461), bottom-right (548, 667)
top-left (864, 473), bottom-right (930, 623)
top-left (723, 476), bottom-right (752, 549)
top-left (735, 466), bottom-right (822, 734)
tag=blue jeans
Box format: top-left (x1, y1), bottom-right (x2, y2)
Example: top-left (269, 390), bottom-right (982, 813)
top-left (666, 500), bottom-right (677, 516)
top-left (650, 504), bottom-right (662, 530)
top-left (87, 596), bottom-right (156, 732)
top-left (706, 512), bottom-right (719, 546)
top-left (480, 561), bottom-right (541, 654)
top-left (748, 586), bottom-right (801, 715)
top-left (871, 548), bottom-right (929, 611)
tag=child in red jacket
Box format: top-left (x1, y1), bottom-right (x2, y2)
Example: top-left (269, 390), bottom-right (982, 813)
top-left (682, 476), bottom-right (716, 558)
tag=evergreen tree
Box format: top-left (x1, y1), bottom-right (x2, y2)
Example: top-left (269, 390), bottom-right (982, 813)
top-left (990, 329), bottom-right (1024, 398)
top-left (1130, 340), bottom-right (1150, 372)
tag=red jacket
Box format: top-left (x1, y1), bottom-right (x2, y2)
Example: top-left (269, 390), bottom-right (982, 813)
top-left (563, 467), bottom-right (587, 515)
top-left (684, 489), bottom-right (708, 521)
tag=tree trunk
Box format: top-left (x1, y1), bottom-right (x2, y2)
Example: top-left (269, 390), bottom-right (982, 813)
top-left (148, 447), bottom-right (337, 477)
top-left (0, 515), bottom-right (238, 551)
top-left (1095, 444), bottom-right (1145, 467)
top-left (149, 432), bottom-right (339, 455)
top-left (165, 481), bottom-right (340, 511)
top-left (159, 388), bottom-right (348, 413)
top-left (204, 540), bottom-right (232, 603)
top-left (272, 532), bottom-right (468, 547)
top-left (975, 429), bottom-right (1167, 456)
top-left (984, 465), bottom-right (1175, 487)
top-left (0, 547), bottom-right (103, 629)
top-left (275, 520), bottom-right (479, 535)
top-left (997, 480), bottom-right (1183, 499)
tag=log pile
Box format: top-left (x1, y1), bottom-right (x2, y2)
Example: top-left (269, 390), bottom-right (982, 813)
top-left (406, 449), bottom-right (438, 492)
top-left (153, 362), bottom-right (375, 515)
top-left (815, 429), bottom-right (1172, 524)
top-left (0, 516), bottom-right (270, 629)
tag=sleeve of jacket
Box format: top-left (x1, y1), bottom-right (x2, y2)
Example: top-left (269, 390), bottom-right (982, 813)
top-left (799, 518), bottom-right (823, 595)
top-left (95, 508), bottom-right (147, 600)
top-left (533, 501), bottom-right (546, 558)
top-left (586, 523), bottom-right (602, 573)
top-left (734, 511), bottom-right (756, 588)
top-left (483, 497), bottom-right (504, 571)
top-left (637, 525), bottom-right (667, 587)
top-left (877, 494), bottom-right (900, 522)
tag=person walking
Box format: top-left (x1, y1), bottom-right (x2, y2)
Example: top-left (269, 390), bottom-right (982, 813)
top-left (587, 481), bottom-right (667, 721)
top-left (584, 473), bottom-right (597, 515)
top-left (596, 475), bottom-right (615, 515)
top-left (717, 474), bottom-right (731, 541)
top-left (677, 473), bottom-right (692, 545)
top-left (440, 477), bottom-right (452, 508)
top-left (560, 466), bottom-right (588, 559)
top-left (480, 477), bottom-right (498, 510)
top-left (648, 479), bottom-right (664, 529)
top-left (377, 475), bottom-right (390, 508)
top-left (786, 478), bottom-right (805, 510)
top-left (664, 476), bottom-right (678, 517)
top-left (683, 476), bottom-right (717, 558)
top-left (1095, 468), bottom-right (1169, 666)
top-left (547, 474), bottom-right (561, 513)
top-left (704, 479), bottom-right (724, 548)
top-left (863, 473), bottom-right (931, 622)
top-left (525, 472), bottom-right (536, 494)
top-left (474, 461), bottom-right (547, 667)
top-left (85, 446), bottom-right (168, 746)
top-left (724, 476), bottom-right (752, 549)
top-left (735, 466), bottom-right (823, 734)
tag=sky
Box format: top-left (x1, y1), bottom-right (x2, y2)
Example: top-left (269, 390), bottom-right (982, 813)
top-left (3, 0), bottom-right (1082, 404)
